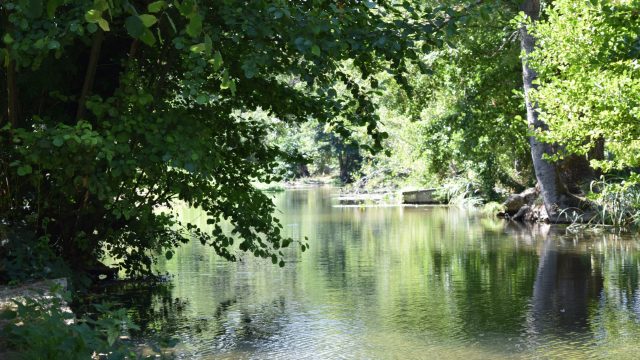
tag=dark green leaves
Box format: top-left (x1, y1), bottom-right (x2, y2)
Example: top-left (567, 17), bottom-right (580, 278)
top-left (19, 0), bottom-right (43, 18)
top-left (46, 0), bottom-right (64, 18)
top-left (17, 165), bottom-right (33, 176)
top-left (125, 16), bottom-right (145, 38)
top-left (125, 14), bottom-right (157, 45)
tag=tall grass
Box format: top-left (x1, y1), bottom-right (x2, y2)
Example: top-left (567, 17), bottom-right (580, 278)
top-left (436, 177), bottom-right (483, 208)
top-left (584, 176), bottom-right (640, 228)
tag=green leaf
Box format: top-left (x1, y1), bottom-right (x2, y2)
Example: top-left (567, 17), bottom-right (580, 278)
top-left (190, 43), bottom-right (206, 53)
top-left (53, 137), bottom-right (64, 146)
top-left (147, 1), bottom-right (167, 13)
top-left (139, 14), bottom-right (158, 28)
top-left (140, 29), bottom-right (156, 46)
top-left (195, 94), bottom-right (208, 104)
top-left (97, 18), bottom-right (110, 31)
top-left (85, 9), bottom-right (102, 23)
top-left (311, 44), bottom-right (321, 56)
top-left (165, 251), bottom-right (173, 260)
top-left (3, 33), bottom-right (14, 44)
top-left (204, 34), bottom-right (212, 53)
top-left (87, 23), bottom-right (98, 33)
top-left (19, 0), bottom-right (43, 18)
top-left (46, 0), bottom-right (63, 18)
top-left (186, 14), bottom-right (203, 38)
top-left (47, 40), bottom-right (60, 49)
top-left (220, 70), bottom-right (231, 89)
top-left (125, 16), bottom-right (145, 38)
top-left (165, 13), bottom-right (177, 33)
top-left (93, 0), bottom-right (108, 11)
top-left (17, 165), bottom-right (33, 176)
top-left (241, 61), bottom-right (257, 78)
top-left (209, 51), bottom-right (223, 71)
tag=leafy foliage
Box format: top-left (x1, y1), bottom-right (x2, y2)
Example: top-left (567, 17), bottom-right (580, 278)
top-left (0, 0), bottom-right (433, 277)
top-left (2, 289), bottom-right (137, 359)
top-left (530, 0), bottom-right (640, 172)
top-left (354, 0), bottom-right (532, 198)
top-left (0, 225), bottom-right (69, 284)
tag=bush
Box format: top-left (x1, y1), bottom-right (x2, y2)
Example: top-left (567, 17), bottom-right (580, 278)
top-left (0, 225), bottom-right (69, 285)
top-left (586, 175), bottom-right (640, 228)
top-left (1, 287), bottom-right (138, 360)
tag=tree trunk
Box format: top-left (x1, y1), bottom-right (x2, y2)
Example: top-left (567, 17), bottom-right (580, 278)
top-left (6, 58), bottom-right (19, 128)
top-left (519, 0), bottom-right (583, 222)
top-left (76, 29), bottom-right (104, 121)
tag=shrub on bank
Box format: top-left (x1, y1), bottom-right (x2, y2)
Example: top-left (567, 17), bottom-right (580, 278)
top-left (1, 287), bottom-right (138, 360)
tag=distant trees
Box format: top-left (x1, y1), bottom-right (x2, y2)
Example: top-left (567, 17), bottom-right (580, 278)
top-left (357, 0), bottom-right (639, 222)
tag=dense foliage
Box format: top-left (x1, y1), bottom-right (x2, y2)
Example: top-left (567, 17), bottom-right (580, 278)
top-left (0, 0), bottom-right (434, 278)
top-left (317, 0), bottom-right (533, 199)
top-left (2, 293), bottom-right (137, 359)
top-left (2, 0), bottom-right (640, 283)
top-left (530, 0), bottom-right (640, 173)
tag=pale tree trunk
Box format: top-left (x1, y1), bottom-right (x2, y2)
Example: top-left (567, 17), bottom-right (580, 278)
top-left (519, 0), bottom-right (584, 222)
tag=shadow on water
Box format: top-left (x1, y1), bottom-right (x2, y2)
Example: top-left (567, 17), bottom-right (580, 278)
top-left (88, 188), bottom-right (640, 359)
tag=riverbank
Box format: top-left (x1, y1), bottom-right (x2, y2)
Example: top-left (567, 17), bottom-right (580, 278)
top-left (0, 278), bottom-right (140, 359)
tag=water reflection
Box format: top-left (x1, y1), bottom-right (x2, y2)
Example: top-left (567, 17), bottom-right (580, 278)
top-left (100, 188), bottom-right (640, 359)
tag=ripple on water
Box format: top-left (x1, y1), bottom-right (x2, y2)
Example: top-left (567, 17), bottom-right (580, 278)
top-left (98, 189), bottom-right (640, 359)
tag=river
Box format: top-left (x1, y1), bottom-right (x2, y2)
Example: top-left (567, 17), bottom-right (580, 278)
top-left (97, 188), bottom-right (640, 359)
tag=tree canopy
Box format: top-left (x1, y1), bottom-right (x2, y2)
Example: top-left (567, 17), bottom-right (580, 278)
top-left (2, 0), bottom-right (640, 282)
top-left (0, 0), bottom-right (435, 278)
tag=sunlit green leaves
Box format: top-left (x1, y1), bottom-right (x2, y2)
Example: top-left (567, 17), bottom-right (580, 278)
top-left (209, 51), bottom-right (223, 70)
top-left (84, 0), bottom-right (110, 31)
top-left (189, 43), bottom-right (206, 53)
top-left (0, 0), bottom-right (430, 278)
top-left (139, 14), bottom-right (158, 27)
top-left (147, 1), bottom-right (167, 13)
top-left (530, 0), bottom-right (640, 170)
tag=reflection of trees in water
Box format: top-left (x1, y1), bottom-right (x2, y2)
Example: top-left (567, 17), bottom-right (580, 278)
top-left (81, 282), bottom-right (294, 355)
top-left (517, 224), bottom-right (640, 353)
top-left (87, 191), bottom-right (640, 356)
top-left (75, 282), bottom-right (191, 349)
top-left (526, 231), bottom-right (603, 337)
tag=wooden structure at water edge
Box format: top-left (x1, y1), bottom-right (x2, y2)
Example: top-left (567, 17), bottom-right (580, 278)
top-left (401, 189), bottom-right (443, 205)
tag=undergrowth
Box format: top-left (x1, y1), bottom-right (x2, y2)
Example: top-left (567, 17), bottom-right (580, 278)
top-left (568, 175), bottom-right (640, 232)
top-left (0, 285), bottom-right (140, 360)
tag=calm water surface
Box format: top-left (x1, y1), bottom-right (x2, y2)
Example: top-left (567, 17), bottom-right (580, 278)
top-left (103, 188), bottom-right (640, 359)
